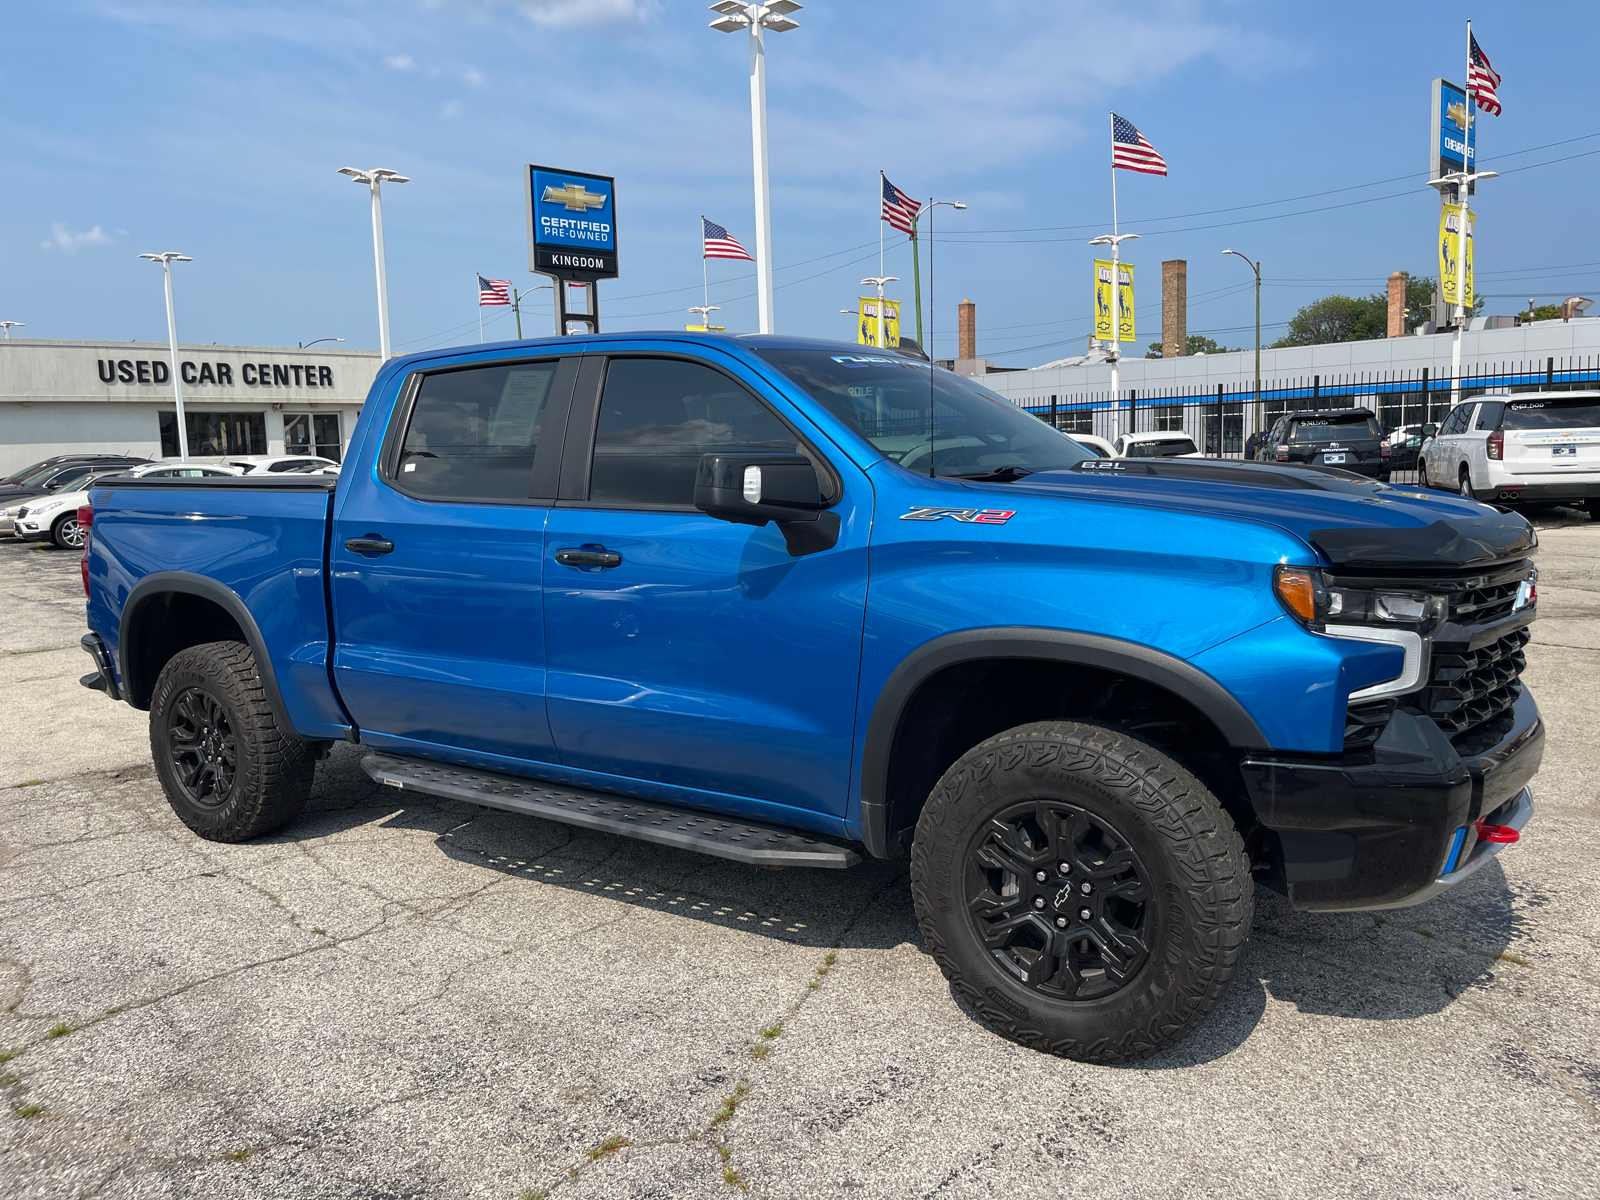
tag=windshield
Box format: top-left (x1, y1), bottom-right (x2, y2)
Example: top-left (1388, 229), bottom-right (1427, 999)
top-left (1127, 438), bottom-right (1197, 458)
top-left (1, 460), bottom-right (58, 485)
top-left (1503, 398), bottom-right (1600, 430)
top-left (755, 349), bottom-right (1093, 478)
top-left (7, 463), bottom-right (73, 488)
top-left (1290, 413), bottom-right (1380, 442)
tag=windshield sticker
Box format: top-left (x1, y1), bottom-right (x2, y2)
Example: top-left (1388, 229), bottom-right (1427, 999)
top-left (900, 506), bottom-right (1015, 524)
top-left (829, 354), bottom-right (921, 368)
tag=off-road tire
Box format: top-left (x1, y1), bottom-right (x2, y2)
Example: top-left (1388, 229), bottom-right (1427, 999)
top-left (910, 721), bottom-right (1251, 1064)
top-left (149, 641), bottom-right (315, 841)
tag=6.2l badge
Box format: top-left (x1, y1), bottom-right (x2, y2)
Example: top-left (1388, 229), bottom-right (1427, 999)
top-left (900, 506), bottom-right (1016, 524)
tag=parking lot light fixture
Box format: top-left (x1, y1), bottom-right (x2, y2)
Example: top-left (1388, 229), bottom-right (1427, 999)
top-left (917, 200), bottom-right (965, 357)
top-left (1223, 249), bottom-right (1262, 421)
top-left (337, 167), bottom-right (410, 359)
top-left (299, 337), bottom-right (345, 349)
top-left (0, 321), bottom-right (24, 338)
top-left (138, 252), bottom-right (194, 462)
top-left (861, 275), bottom-right (898, 350)
top-left (709, 2), bottom-right (801, 335)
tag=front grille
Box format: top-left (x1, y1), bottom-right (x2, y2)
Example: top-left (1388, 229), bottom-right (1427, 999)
top-left (1418, 627), bottom-right (1530, 736)
top-left (1449, 577), bottom-right (1521, 625)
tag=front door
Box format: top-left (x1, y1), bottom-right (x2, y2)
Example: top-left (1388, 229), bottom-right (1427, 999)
top-left (542, 350), bottom-right (870, 825)
top-left (331, 354), bottom-right (575, 765)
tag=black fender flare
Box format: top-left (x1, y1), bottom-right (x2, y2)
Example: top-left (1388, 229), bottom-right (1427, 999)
top-left (857, 627), bottom-right (1271, 858)
top-left (118, 571), bottom-right (294, 730)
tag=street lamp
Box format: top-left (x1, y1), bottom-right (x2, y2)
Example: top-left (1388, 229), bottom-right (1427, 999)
top-left (1087, 232), bottom-right (1139, 410)
top-left (1222, 249), bottom-right (1261, 432)
top-left (708, 1), bottom-right (801, 335)
top-left (688, 304), bottom-right (722, 331)
top-left (861, 276), bottom-right (898, 350)
top-left (138, 252), bottom-right (194, 462)
top-left (299, 337), bottom-right (345, 349)
top-left (0, 321), bottom-right (24, 338)
top-left (912, 199), bottom-right (965, 355)
top-left (337, 166), bottom-right (410, 359)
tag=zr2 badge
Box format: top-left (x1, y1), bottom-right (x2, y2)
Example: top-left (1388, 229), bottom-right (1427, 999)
top-left (900, 507), bottom-right (1016, 524)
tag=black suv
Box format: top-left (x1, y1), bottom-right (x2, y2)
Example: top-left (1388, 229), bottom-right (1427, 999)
top-left (0, 456), bottom-right (151, 534)
top-left (1256, 407), bottom-right (1389, 479)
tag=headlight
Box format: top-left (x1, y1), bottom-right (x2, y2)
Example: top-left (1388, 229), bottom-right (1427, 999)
top-left (1274, 566), bottom-right (1446, 635)
top-left (0, 506), bottom-right (19, 518)
top-left (29, 500), bottom-right (65, 516)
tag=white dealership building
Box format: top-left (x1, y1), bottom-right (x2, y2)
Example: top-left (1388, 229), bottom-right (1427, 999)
top-left (0, 338), bottom-right (382, 477)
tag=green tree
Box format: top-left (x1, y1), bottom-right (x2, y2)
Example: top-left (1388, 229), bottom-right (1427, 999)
top-left (1272, 294), bottom-right (1388, 347)
top-left (1144, 334), bottom-right (1242, 358)
top-left (1529, 304), bottom-right (1562, 321)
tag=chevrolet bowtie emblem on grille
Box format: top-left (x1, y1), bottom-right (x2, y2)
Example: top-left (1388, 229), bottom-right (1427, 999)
top-left (900, 506), bottom-right (1016, 524)
top-left (542, 183), bottom-right (608, 212)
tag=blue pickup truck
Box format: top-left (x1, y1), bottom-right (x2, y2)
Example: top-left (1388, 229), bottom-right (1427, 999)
top-left (78, 333), bottom-right (1542, 1062)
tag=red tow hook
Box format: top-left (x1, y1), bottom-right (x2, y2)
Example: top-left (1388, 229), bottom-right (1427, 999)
top-left (1475, 820), bottom-right (1520, 844)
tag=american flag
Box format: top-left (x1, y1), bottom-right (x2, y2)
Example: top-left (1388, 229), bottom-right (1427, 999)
top-left (702, 217), bottom-right (755, 262)
top-left (881, 174), bottom-right (920, 237)
top-left (477, 275), bottom-right (511, 306)
top-left (1111, 114), bottom-right (1167, 176)
top-left (1468, 32), bottom-right (1502, 116)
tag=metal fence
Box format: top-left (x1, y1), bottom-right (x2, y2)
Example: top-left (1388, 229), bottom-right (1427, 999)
top-left (1016, 356), bottom-right (1600, 471)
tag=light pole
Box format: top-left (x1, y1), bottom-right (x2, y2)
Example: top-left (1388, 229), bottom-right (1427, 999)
top-left (337, 166), bottom-right (410, 359)
top-left (1087, 232), bottom-right (1139, 417)
top-left (299, 337), bottom-right (345, 349)
top-left (138, 252), bottom-right (193, 462)
top-left (0, 321), bottom-right (24, 338)
top-left (709, 2), bottom-right (801, 335)
top-left (861, 276), bottom-right (898, 349)
top-left (1223, 249), bottom-right (1261, 432)
top-left (911, 199), bottom-right (965, 352)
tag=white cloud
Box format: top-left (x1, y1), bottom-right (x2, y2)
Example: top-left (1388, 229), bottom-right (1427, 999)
top-left (40, 224), bottom-right (112, 253)
top-left (422, 0), bottom-right (654, 28)
top-left (464, 67), bottom-right (484, 86)
top-left (441, 99), bottom-right (463, 118)
top-left (384, 54), bottom-right (414, 70)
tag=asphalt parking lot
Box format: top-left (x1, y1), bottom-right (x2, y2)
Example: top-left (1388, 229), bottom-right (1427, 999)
top-left (2, 517), bottom-right (1597, 1200)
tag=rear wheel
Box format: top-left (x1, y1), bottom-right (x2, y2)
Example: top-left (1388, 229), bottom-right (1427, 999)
top-left (1458, 467), bottom-right (1476, 500)
top-left (1417, 460), bottom-right (1432, 489)
top-left (910, 721), bottom-right (1252, 1064)
top-left (51, 514), bottom-right (84, 550)
top-left (149, 641), bottom-right (315, 841)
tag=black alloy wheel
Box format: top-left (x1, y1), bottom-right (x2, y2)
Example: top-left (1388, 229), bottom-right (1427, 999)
top-left (165, 687), bottom-right (239, 806)
top-left (52, 514), bottom-right (84, 550)
top-left (966, 801), bottom-right (1153, 1000)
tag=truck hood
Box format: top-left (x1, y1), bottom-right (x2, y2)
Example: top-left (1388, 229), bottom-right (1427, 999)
top-left (986, 459), bottom-right (1535, 569)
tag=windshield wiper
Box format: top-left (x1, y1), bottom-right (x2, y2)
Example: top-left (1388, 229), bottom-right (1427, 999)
top-left (947, 465), bottom-right (1037, 482)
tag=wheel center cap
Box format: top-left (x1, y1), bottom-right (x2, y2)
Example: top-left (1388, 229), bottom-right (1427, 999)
top-left (1052, 884), bottom-right (1075, 912)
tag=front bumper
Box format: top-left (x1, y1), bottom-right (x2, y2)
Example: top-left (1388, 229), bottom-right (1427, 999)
top-left (1241, 689), bottom-right (1543, 911)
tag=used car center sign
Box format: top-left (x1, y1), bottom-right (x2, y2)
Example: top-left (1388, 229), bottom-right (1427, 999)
top-left (525, 164), bottom-right (618, 280)
top-left (95, 357), bottom-right (338, 388)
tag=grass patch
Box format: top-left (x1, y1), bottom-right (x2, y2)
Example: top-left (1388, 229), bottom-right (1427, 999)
top-left (1497, 950), bottom-right (1531, 966)
top-left (722, 1164), bottom-right (747, 1189)
top-left (709, 1083), bottom-right (750, 1128)
top-left (750, 1044), bottom-right (770, 1061)
top-left (220, 1146), bottom-right (261, 1162)
top-left (519, 1190), bottom-right (550, 1200)
top-left (585, 1135), bottom-right (629, 1161)
top-left (9, 780), bottom-right (45, 788)
top-left (45, 1023), bottom-right (72, 1039)
top-left (823, 952), bottom-right (837, 966)
top-left (0, 1049), bottom-right (16, 1063)
top-left (759, 1025), bottom-right (781, 1040)
top-left (15, 1104), bottom-right (45, 1118)
top-left (807, 981), bottom-right (820, 991)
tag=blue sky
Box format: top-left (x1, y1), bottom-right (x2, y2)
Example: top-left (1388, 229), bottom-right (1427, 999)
top-left (5, 1), bottom-right (1599, 365)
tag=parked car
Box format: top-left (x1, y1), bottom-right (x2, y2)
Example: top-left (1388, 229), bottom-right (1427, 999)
top-left (80, 333), bottom-right (1541, 1064)
top-left (1256, 407), bottom-right (1389, 478)
top-left (1067, 433), bottom-right (1116, 459)
top-left (0, 456), bottom-right (150, 536)
top-left (1, 453), bottom-right (145, 487)
top-left (1382, 424), bottom-right (1429, 473)
top-left (1111, 431), bottom-right (1202, 458)
top-left (221, 454), bottom-right (340, 475)
top-left (1419, 392), bottom-right (1600, 516)
top-left (15, 463), bottom-right (243, 549)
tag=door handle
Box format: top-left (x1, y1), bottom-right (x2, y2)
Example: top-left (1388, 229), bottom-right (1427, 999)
top-left (345, 537), bottom-right (395, 555)
top-left (555, 547), bottom-right (622, 569)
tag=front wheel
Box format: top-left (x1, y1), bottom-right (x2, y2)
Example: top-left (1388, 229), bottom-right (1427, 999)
top-left (52, 513), bottom-right (84, 550)
top-left (149, 641), bottom-right (316, 841)
top-left (910, 721), bottom-right (1252, 1064)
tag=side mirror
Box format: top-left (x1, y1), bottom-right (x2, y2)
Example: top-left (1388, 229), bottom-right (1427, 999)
top-left (1422, 423), bottom-right (1438, 437)
top-left (694, 453), bottom-right (839, 556)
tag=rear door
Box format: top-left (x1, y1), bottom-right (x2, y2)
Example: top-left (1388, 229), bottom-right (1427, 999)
top-left (330, 354), bottom-right (576, 765)
top-left (540, 347), bottom-right (871, 826)
top-left (1500, 395), bottom-right (1600, 478)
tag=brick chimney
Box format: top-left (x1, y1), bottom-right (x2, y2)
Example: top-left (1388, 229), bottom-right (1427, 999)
top-left (1161, 261), bottom-right (1187, 357)
top-left (958, 299), bottom-right (976, 361)
top-left (1387, 272), bottom-right (1407, 337)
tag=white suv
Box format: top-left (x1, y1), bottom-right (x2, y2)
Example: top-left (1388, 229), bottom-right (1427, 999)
top-left (1420, 391), bottom-right (1600, 517)
top-left (1112, 431), bottom-right (1202, 458)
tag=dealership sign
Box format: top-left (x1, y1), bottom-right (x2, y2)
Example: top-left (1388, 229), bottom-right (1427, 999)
top-left (1430, 78), bottom-right (1477, 182)
top-left (525, 164), bottom-right (618, 280)
top-left (95, 357), bottom-right (338, 389)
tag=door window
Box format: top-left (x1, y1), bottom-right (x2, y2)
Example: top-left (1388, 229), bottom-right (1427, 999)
top-left (589, 358), bottom-right (796, 508)
top-left (396, 361), bottom-right (559, 501)
top-left (1440, 404), bottom-right (1473, 436)
top-left (284, 413), bottom-right (345, 462)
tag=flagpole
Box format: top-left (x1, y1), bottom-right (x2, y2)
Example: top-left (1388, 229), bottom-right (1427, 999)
top-left (1451, 19), bottom-right (1473, 408)
top-left (1109, 113), bottom-right (1121, 419)
top-left (477, 276), bottom-right (484, 344)
top-left (878, 171), bottom-right (885, 282)
top-left (701, 217), bottom-right (710, 314)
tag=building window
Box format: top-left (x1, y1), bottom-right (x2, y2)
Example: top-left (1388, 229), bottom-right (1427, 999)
top-left (160, 411), bottom-right (266, 457)
top-left (1057, 408), bottom-right (1093, 434)
top-left (1152, 404), bottom-right (1185, 432)
top-left (284, 413), bottom-right (343, 462)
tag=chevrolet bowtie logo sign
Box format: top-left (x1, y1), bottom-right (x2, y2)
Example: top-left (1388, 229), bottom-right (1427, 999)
top-left (543, 183), bottom-right (607, 212)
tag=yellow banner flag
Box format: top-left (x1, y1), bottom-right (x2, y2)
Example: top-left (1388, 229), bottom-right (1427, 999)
top-left (1438, 204), bottom-right (1475, 308)
top-left (1093, 259), bottom-right (1136, 342)
top-left (858, 297), bottom-right (900, 348)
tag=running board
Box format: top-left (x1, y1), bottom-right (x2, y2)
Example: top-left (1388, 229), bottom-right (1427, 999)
top-left (360, 753), bottom-right (861, 869)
